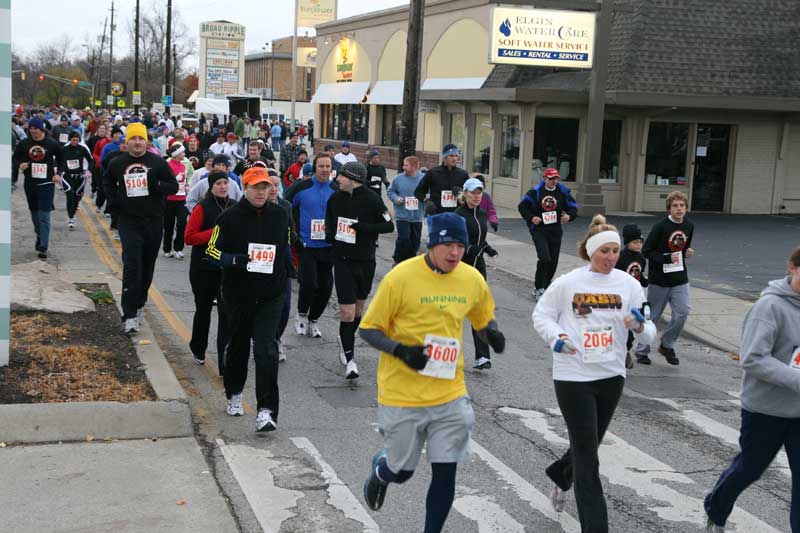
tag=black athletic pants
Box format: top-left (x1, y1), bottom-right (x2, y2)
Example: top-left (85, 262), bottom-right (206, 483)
top-left (546, 375), bottom-right (625, 533)
top-left (118, 215), bottom-right (163, 320)
top-left (163, 200), bottom-right (188, 253)
top-left (470, 258), bottom-right (490, 359)
top-left (189, 266), bottom-right (229, 375)
top-left (532, 229), bottom-right (562, 290)
top-left (297, 246), bottom-right (333, 321)
top-left (63, 175), bottom-right (85, 219)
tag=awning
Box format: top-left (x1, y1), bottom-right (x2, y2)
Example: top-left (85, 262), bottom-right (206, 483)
top-left (195, 97), bottom-right (230, 115)
top-left (420, 77), bottom-right (487, 91)
top-left (187, 89), bottom-right (199, 104)
top-left (367, 80), bottom-right (404, 105)
top-left (311, 82), bottom-right (371, 104)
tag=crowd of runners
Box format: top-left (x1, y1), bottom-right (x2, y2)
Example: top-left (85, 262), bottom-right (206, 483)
top-left (10, 105), bottom-right (798, 533)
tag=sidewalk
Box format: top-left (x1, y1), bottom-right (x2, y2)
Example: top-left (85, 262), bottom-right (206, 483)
top-left (3, 189), bottom-right (237, 532)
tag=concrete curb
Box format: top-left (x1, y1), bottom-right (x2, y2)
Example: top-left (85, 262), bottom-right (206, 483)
top-left (0, 400), bottom-right (193, 444)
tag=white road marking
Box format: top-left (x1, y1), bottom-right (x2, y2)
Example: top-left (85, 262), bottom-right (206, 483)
top-left (727, 390), bottom-right (742, 407)
top-left (453, 494), bottom-right (525, 533)
top-left (291, 437), bottom-right (379, 532)
top-left (216, 438), bottom-right (303, 533)
top-left (469, 439), bottom-right (581, 533)
top-left (502, 409), bottom-right (781, 532)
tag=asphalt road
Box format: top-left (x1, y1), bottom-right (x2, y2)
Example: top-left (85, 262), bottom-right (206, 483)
top-left (137, 227), bottom-right (793, 533)
top-left (495, 212), bottom-right (800, 301)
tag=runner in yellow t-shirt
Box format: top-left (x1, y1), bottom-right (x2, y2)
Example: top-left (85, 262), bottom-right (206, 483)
top-left (358, 212), bottom-right (506, 533)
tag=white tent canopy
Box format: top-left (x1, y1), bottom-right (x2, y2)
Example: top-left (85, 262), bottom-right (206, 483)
top-left (195, 97), bottom-right (230, 116)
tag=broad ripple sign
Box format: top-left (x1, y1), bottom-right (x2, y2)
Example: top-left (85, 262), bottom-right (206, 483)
top-left (489, 7), bottom-right (596, 69)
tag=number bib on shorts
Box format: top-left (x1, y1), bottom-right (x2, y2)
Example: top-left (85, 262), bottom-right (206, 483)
top-left (790, 346), bottom-right (800, 370)
top-left (124, 172), bottom-right (149, 197)
top-left (66, 159), bottom-right (80, 170)
top-left (247, 243), bottom-right (276, 274)
top-left (31, 163), bottom-right (47, 179)
top-left (663, 252), bottom-right (684, 274)
top-left (543, 211), bottom-right (558, 225)
top-left (441, 190), bottom-right (456, 208)
top-left (580, 324), bottom-right (615, 363)
top-left (311, 219), bottom-right (326, 240)
top-left (405, 197), bottom-right (419, 210)
top-left (335, 217), bottom-right (357, 244)
top-left (418, 334), bottom-right (460, 380)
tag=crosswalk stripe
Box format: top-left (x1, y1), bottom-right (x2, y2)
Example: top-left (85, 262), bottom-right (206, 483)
top-left (290, 437), bottom-right (379, 532)
top-left (453, 494), bottom-right (525, 533)
top-left (503, 408), bottom-right (782, 532)
top-left (216, 438), bottom-right (303, 533)
top-left (469, 439), bottom-right (581, 532)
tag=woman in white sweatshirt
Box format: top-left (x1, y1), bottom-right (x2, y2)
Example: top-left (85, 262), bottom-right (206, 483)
top-left (532, 215), bottom-right (656, 532)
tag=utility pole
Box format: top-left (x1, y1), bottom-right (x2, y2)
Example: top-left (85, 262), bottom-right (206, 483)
top-left (108, 0), bottom-right (116, 101)
top-left (97, 17), bottom-right (108, 107)
top-left (134, 0), bottom-right (140, 112)
top-left (397, 0), bottom-right (424, 169)
top-left (172, 44), bottom-right (177, 101)
top-left (290, 0), bottom-right (298, 131)
top-left (164, 0), bottom-right (172, 113)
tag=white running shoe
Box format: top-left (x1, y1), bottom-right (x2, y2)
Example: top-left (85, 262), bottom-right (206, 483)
top-left (103, 213), bottom-right (111, 219)
top-left (309, 321), bottom-right (322, 338)
top-left (113, 231), bottom-right (120, 241)
top-left (95, 207), bottom-right (101, 214)
top-left (68, 219), bottom-right (76, 230)
top-left (550, 485), bottom-right (566, 513)
top-left (346, 360), bottom-right (359, 379)
top-left (473, 356), bottom-right (492, 370)
top-left (705, 518), bottom-right (724, 532)
top-left (278, 340), bottom-right (286, 362)
top-left (226, 394), bottom-right (244, 416)
top-left (192, 355), bottom-right (206, 365)
top-left (255, 409), bottom-right (277, 432)
top-left (294, 316), bottom-right (307, 336)
top-left (163, 251), bottom-right (174, 258)
top-left (175, 251), bottom-right (184, 259)
top-left (123, 317), bottom-right (139, 335)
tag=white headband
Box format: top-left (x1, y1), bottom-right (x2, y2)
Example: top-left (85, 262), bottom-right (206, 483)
top-left (170, 144), bottom-right (186, 157)
top-left (585, 230), bottom-right (620, 258)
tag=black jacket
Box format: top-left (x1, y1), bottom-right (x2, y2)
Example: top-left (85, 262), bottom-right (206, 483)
top-left (643, 216), bottom-right (694, 287)
top-left (414, 164), bottom-right (469, 214)
top-left (366, 163), bottom-right (388, 195)
top-left (518, 181), bottom-right (578, 235)
top-left (206, 197), bottom-right (291, 304)
top-left (12, 136), bottom-right (64, 185)
top-left (325, 186), bottom-right (394, 261)
top-left (615, 248), bottom-right (649, 287)
top-left (104, 151), bottom-right (178, 219)
top-left (61, 144), bottom-right (93, 178)
top-left (455, 203), bottom-right (497, 270)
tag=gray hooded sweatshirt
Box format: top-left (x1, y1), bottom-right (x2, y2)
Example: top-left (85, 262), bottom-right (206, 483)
top-left (740, 276), bottom-right (800, 418)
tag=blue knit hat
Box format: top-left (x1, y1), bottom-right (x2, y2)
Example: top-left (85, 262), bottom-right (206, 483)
top-left (302, 163), bottom-right (313, 176)
top-left (427, 212), bottom-right (468, 249)
top-left (442, 143), bottom-right (460, 157)
top-left (28, 117), bottom-right (46, 130)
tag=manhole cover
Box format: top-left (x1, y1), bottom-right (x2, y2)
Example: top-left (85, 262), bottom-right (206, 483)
top-left (315, 385), bottom-right (377, 408)
top-left (625, 376), bottom-right (728, 400)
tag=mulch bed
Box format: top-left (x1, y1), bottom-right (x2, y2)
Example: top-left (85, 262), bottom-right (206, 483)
top-left (0, 283), bottom-right (156, 404)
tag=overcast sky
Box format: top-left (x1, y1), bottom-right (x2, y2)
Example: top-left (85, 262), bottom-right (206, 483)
top-left (12, 0), bottom-right (409, 66)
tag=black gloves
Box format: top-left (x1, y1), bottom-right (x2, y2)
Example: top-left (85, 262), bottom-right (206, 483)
top-left (348, 221), bottom-right (360, 233)
top-left (490, 222), bottom-right (499, 232)
top-left (393, 344), bottom-right (429, 370)
top-left (485, 245), bottom-right (498, 258)
top-left (423, 200), bottom-right (437, 216)
top-left (220, 252), bottom-right (248, 270)
top-left (486, 329), bottom-right (506, 353)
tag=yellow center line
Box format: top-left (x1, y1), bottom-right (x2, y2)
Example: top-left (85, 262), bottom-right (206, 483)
top-left (78, 197), bottom-right (250, 411)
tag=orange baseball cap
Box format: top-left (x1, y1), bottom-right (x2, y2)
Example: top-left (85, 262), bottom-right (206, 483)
top-left (242, 167), bottom-right (270, 187)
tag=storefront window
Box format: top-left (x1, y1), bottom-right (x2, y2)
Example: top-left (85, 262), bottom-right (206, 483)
top-left (321, 103), bottom-right (370, 144)
top-left (499, 115), bottom-right (519, 177)
top-left (472, 113), bottom-right (492, 174)
top-left (533, 118), bottom-right (578, 181)
top-left (381, 106), bottom-right (401, 147)
top-left (600, 120), bottom-right (622, 183)
top-left (447, 112), bottom-right (466, 154)
top-left (645, 122), bottom-right (689, 185)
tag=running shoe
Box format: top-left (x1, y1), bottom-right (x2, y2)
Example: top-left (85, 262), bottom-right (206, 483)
top-left (192, 355), bottom-right (206, 366)
top-left (113, 231), bottom-right (120, 241)
top-left (103, 213), bottom-right (111, 219)
top-left (95, 207), bottom-right (101, 214)
top-left (37, 251), bottom-right (47, 260)
top-left (163, 251), bottom-right (174, 258)
top-left (226, 394), bottom-right (244, 416)
top-left (123, 317), bottom-right (139, 335)
top-left (658, 344), bottom-right (680, 365)
top-left (473, 356), bottom-right (492, 370)
top-left (705, 517), bottom-right (725, 532)
top-left (308, 321), bottom-right (322, 338)
top-left (255, 409), bottom-right (277, 432)
top-left (278, 340), bottom-right (286, 362)
top-left (346, 360), bottom-right (359, 379)
top-left (550, 484), bottom-right (566, 513)
top-left (68, 219), bottom-right (76, 230)
top-left (175, 251), bottom-right (185, 259)
top-left (635, 353), bottom-right (652, 365)
top-left (294, 316), bottom-right (307, 336)
top-left (363, 450), bottom-right (388, 511)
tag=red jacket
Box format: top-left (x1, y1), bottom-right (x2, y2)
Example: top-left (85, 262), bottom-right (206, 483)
top-left (93, 137), bottom-right (110, 169)
top-left (184, 204), bottom-right (214, 247)
top-left (283, 161), bottom-right (304, 188)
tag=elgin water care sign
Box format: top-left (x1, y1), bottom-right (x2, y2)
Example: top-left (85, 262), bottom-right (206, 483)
top-left (489, 7), bottom-right (596, 69)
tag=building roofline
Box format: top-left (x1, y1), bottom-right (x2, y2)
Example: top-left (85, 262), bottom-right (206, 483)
top-left (245, 52), bottom-right (293, 61)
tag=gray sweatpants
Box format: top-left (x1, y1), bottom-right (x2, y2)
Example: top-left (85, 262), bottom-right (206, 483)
top-left (635, 282), bottom-right (690, 354)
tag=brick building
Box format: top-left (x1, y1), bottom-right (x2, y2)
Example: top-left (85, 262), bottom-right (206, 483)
top-left (245, 36), bottom-right (316, 102)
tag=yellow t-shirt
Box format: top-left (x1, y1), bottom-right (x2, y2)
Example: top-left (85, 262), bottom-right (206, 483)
top-left (360, 255), bottom-right (496, 408)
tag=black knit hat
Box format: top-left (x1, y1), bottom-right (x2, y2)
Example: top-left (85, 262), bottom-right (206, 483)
top-left (340, 161), bottom-right (367, 183)
top-left (622, 224), bottom-right (643, 245)
top-left (207, 170), bottom-right (229, 189)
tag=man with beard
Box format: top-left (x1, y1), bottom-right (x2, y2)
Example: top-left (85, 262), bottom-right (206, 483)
top-left (105, 122), bottom-right (178, 334)
top-left (12, 117), bottom-right (64, 259)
